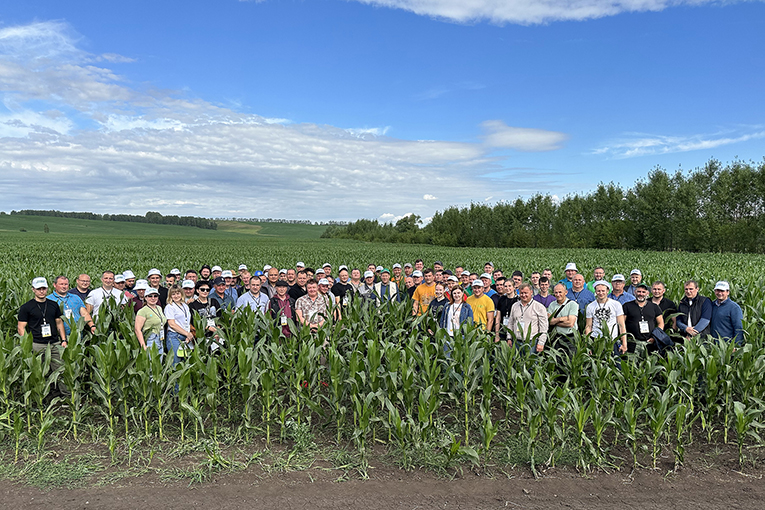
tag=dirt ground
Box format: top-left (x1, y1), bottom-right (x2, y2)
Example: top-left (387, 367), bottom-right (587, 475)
top-left (2, 461), bottom-right (763, 510)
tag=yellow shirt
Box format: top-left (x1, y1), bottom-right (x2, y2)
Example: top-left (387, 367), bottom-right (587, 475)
top-left (466, 294), bottom-right (495, 328)
top-left (412, 283), bottom-right (436, 315)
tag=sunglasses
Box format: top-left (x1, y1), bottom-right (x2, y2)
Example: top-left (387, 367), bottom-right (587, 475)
top-left (146, 294), bottom-right (159, 298)
top-left (198, 288), bottom-right (210, 292)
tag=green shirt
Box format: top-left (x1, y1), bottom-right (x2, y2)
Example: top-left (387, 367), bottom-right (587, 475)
top-left (137, 305), bottom-right (167, 336)
top-left (547, 299), bottom-right (579, 336)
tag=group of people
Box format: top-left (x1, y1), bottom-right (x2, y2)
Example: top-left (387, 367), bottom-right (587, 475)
top-left (17, 260), bottom-right (745, 368)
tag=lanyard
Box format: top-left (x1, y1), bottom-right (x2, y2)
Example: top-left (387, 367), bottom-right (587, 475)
top-left (148, 305), bottom-right (165, 322)
top-left (37, 300), bottom-right (49, 324)
top-left (173, 302), bottom-right (188, 319)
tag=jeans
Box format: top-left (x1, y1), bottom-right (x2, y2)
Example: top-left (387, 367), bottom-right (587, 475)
top-left (146, 332), bottom-right (165, 358)
top-left (166, 330), bottom-right (186, 365)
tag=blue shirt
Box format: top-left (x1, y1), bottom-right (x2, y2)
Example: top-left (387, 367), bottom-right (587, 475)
top-left (48, 292), bottom-right (85, 335)
top-left (608, 291), bottom-right (636, 305)
top-left (236, 291), bottom-right (270, 313)
top-left (710, 298), bottom-right (744, 345)
top-left (212, 290), bottom-right (237, 310)
top-left (567, 288), bottom-right (595, 315)
top-left (558, 278), bottom-right (573, 290)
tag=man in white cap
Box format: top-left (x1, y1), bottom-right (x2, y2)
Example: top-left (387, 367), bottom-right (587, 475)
top-left (210, 266), bottom-right (223, 281)
top-left (709, 281), bottom-right (744, 346)
top-left (608, 274), bottom-right (635, 305)
top-left (358, 270), bottom-right (376, 302)
top-left (147, 268), bottom-right (169, 307)
top-left (86, 270), bottom-right (128, 317)
top-left (181, 279), bottom-right (197, 304)
top-left (18, 277), bottom-right (68, 395)
top-left (322, 263), bottom-right (333, 282)
top-left (412, 268), bottom-right (436, 316)
top-left (48, 275), bottom-right (96, 336)
top-left (296, 261), bottom-right (306, 272)
top-left (391, 263), bottom-right (404, 291)
top-left (559, 263), bottom-right (577, 290)
top-left (584, 280), bottom-right (628, 354)
top-left (625, 269), bottom-right (643, 296)
top-left (123, 270), bottom-right (137, 295)
top-left (466, 279), bottom-right (495, 331)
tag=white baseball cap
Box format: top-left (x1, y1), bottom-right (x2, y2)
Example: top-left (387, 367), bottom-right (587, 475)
top-left (447, 275), bottom-right (459, 282)
top-left (714, 281), bottom-right (730, 291)
top-left (323, 263), bottom-right (331, 268)
top-left (480, 273), bottom-right (492, 279)
top-left (461, 270), bottom-right (470, 276)
top-left (593, 280), bottom-right (612, 291)
top-left (279, 268), bottom-right (287, 274)
top-left (392, 263), bottom-right (401, 269)
top-left (145, 287), bottom-right (159, 296)
top-left (263, 265), bottom-right (272, 272)
top-left (221, 270), bottom-right (233, 278)
top-left (630, 269), bottom-right (642, 276)
top-left (471, 279), bottom-right (484, 287)
top-left (114, 274), bottom-right (126, 283)
top-left (211, 265), bottom-right (222, 272)
top-left (182, 279), bottom-right (195, 289)
top-left (122, 270), bottom-right (136, 280)
top-left (611, 274), bottom-right (625, 282)
top-left (318, 278), bottom-right (330, 285)
top-left (133, 279), bottom-right (149, 291)
top-left (32, 277), bottom-right (48, 289)
top-left (170, 268), bottom-right (181, 276)
top-left (364, 270), bottom-right (374, 279)
top-left (296, 261), bottom-right (305, 268)
top-left (412, 270), bottom-right (423, 277)
top-left (316, 268), bottom-right (325, 275)
top-left (238, 264), bottom-right (248, 271)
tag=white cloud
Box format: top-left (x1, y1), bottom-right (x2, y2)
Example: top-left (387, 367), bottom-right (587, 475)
top-left (0, 20), bottom-right (573, 221)
top-left (481, 120), bottom-right (568, 152)
top-left (352, 0), bottom-right (729, 25)
top-left (593, 129), bottom-right (765, 159)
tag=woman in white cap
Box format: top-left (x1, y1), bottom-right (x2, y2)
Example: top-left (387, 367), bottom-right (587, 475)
top-left (130, 279), bottom-right (150, 313)
top-left (164, 285), bottom-right (195, 364)
top-left (135, 287), bottom-right (166, 355)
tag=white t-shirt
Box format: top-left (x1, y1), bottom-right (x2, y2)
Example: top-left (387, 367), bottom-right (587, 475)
top-left (86, 287), bottom-right (127, 316)
top-left (586, 299), bottom-right (624, 340)
top-left (165, 302), bottom-right (192, 331)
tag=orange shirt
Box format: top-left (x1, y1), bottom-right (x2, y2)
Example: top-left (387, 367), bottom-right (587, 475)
top-left (412, 283), bottom-right (436, 315)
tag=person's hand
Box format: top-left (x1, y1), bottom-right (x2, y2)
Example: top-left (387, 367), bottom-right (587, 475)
top-left (494, 334), bottom-right (500, 343)
top-left (619, 343), bottom-right (628, 354)
top-left (686, 326), bottom-right (698, 336)
top-left (185, 332), bottom-right (194, 342)
top-left (62, 341), bottom-right (68, 348)
top-left (536, 343), bottom-right (544, 353)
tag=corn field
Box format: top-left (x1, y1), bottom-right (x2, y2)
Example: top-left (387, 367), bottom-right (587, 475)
top-left (2, 236), bottom-right (765, 470)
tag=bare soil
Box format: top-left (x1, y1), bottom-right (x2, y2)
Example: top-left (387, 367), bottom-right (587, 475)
top-left (2, 456), bottom-right (763, 510)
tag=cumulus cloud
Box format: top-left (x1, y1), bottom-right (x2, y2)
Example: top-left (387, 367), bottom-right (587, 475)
top-left (481, 120), bottom-right (568, 152)
top-left (593, 129), bottom-right (765, 159)
top-left (0, 21), bottom-right (571, 221)
top-left (352, 0), bottom-right (729, 25)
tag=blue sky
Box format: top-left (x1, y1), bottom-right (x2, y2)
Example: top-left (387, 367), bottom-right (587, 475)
top-left (1, 0), bottom-right (763, 222)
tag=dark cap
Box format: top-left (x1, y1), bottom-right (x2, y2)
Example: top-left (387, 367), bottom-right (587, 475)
top-left (213, 276), bottom-right (226, 286)
top-left (201, 264), bottom-right (211, 271)
top-left (635, 282), bottom-right (650, 290)
top-left (275, 280), bottom-right (289, 288)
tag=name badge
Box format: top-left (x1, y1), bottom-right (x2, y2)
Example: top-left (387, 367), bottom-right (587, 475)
top-left (64, 309), bottom-right (73, 319)
top-left (343, 295), bottom-right (349, 305)
top-left (503, 316), bottom-right (510, 327)
top-left (159, 330), bottom-right (165, 341)
top-left (207, 318), bottom-right (216, 329)
top-left (639, 320), bottom-right (650, 334)
top-left (517, 320), bottom-right (525, 332)
top-left (41, 323), bottom-right (52, 338)
top-left (280, 315), bottom-right (288, 326)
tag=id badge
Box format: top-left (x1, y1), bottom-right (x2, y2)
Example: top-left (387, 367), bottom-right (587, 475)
top-left (206, 318), bottom-right (216, 329)
top-left (343, 295), bottom-right (349, 305)
top-left (280, 315), bottom-right (288, 326)
top-left (159, 329), bottom-right (165, 341)
top-left (41, 323), bottom-right (52, 338)
top-left (64, 309), bottom-right (73, 319)
top-left (517, 320), bottom-right (525, 333)
top-left (639, 320), bottom-right (650, 334)
top-left (503, 316), bottom-right (510, 327)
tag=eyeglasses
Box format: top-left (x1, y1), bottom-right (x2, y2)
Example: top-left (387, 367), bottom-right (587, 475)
top-left (146, 294), bottom-right (159, 298)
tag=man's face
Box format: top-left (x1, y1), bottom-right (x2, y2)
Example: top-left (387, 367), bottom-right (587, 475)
top-left (635, 287), bottom-right (649, 302)
top-left (472, 284), bottom-right (484, 297)
top-left (414, 275), bottom-right (423, 285)
top-left (554, 285), bottom-right (567, 302)
top-left (393, 267), bottom-right (402, 277)
top-left (259, 275), bottom-right (267, 284)
top-left (503, 280), bottom-right (514, 296)
top-left (306, 283), bottom-right (318, 298)
top-left (286, 269), bottom-right (296, 284)
top-left (242, 273), bottom-right (251, 285)
top-left (484, 264), bottom-right (493, 274)
top-left (76, 275), bottom-right (91, 291)
top-left (433, 263), bottom-right (443, 272)
top-left (351, 269), bottom-right (361, 281)
top-left (714, 289), bottom-right (730, 302)
top-left (148, 275), bottom-right (161, 287)
top-left (278, 272), bottom-right (287, 281)
top-left (249, 278), bottom-right (262, 295)
top-left (543, 270), bottom-right (553, 281)
top-left (540, 280), bottom-right (549, 293)
top-left (212, 270), bottom-right (222, 280)
top-left (565, 269), bottom-right (576, 280)
top-left (519, 287), bottom-right (532, 304)
top-left (368, 264), bottom-right (376, 273)
top-left (114, 280), bottom-right (126, 290)
top-left (323, 266), bottom-right (332, 277)
top-left (101, 273), bottom-right (115, 287)
top-left (319, 283), bottom-right (330, 294)
top-left (365, 276), bottom-right (375, 287)
top-left (200, 268), bottom-right (211, 279)
top-left (268, 268), bottom-right (279, 284)
top-left (183, 287), bottom-right (195, 299)
top-left (652, 284), bottom-right (665, 299)
top-left (595, 285), bottom-right (609, 300)
top-left (455, 267), bottom-right (464, 277)
top-left (225, 277), bottom-right (234, 287)
top-left (339, 270), bottom-right (349, 283)
top-left (612, 280), bottom-right (625, 293)
top-left (380, 272), bottom-right (390, 284)
top-left (126, 278), bottom-right (136, 287)
top-left (572, 275), bottom-right (585, 292)
top-left (594, 268), bottom-right (605, 281)
top-left (414, 261), bottom-right (424, 271)
top-left (512, 275), bottom-right (522, 287)
top-left (631, 273), bottom-right (642, 285)
top-left (493, 270), bottom-right (503, 281)
top-left (54, 278), bottom-right (69, 295)
top-left (434, 271), bottom-right (443, 283)
top-left (404, 266), bottom-right (413, 276)
top-left (276, 285), bottom-right (288, 297)
top-left (165, 275), bottom-right (176, 285)
top-left (405, 277), bottom-right (414, 288)
top-left (423, 272), bottom-right (434, 285)
top-left (460, 273), bottom-right (470, 284)
top-left (481, 277), bottom-right (491, 289)
top-left (33, 286), bottom-right (48, 300)
top-left (215, 282), bottom-right (227, 295)
top-left (530, 273), bottom-right (539, 285)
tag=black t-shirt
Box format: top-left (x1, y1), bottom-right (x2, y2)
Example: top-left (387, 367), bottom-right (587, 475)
top-left (496, 295), bottom-right (518, 329)
top-left (653, 297), bottom-right (676, 329)
top-left (189, 298), bottom-right (222, 319)
top-left (623, 301), bottom-right (663, 341)
top-left (429, 297), bottom-right (450, 321)
top-left (331, 282), bottom-right (354, 303)
top-left (289, 285), bottom-right (307, 301)
top-left (68, 288), bottom-right (90, 301)
top-left (407, 286), bottom-right (416, 299)
top-left (18, 298), bottom-right (63, 343)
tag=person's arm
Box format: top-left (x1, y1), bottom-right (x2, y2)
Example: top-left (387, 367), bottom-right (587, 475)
top-left (80, 306), bottom-right (96, 333)
top-left (486, 309), bottom-right (495, 333)
top-left (17, 321), bottom-right (27, 337)
top-left (296, 308), bottom-right (307, 327)
top-left (536, 307), bottom-right (549, 352)
top-left (134, 314), bottom-right (147, 349)
top-left (167, 315), bottom-right (194, 342)
top-left (695, 299), bottom-right (712, 333)
top-left (584, 317), bottom-right (593, 337)
top-left (617, 314), bottom-right (628, 353)
top-left (655, 312), bottom-right (665, 331)
top-left (56, 318), bottom-right (67, 346)
top-left (732, 304), bottom-right (745, 346)
top-left (412, 298), bottom-right (420, 316)
top-left (494, 308), bottom-right (502, 342)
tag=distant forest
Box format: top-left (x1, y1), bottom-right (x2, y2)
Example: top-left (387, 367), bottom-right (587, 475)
top-left (10, 210), bottom-right (218, 230)
top-left (322, 158), bottom-right (765, 253)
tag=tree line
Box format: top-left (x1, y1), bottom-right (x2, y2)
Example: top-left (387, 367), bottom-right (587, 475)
top-left (11, 210), bottom-right (218, 230)
top-left (322, 158), bottom-right (765, 253)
